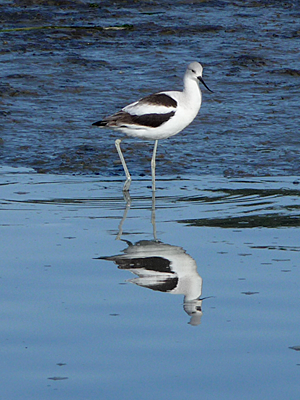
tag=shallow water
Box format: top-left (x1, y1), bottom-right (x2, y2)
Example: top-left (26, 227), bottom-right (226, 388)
top-left (1, 0), bottom-right (300, 177)
top-left (1, 1), bottom-right (300, 399)
top-left (1, 167), bottom-right (300, 399)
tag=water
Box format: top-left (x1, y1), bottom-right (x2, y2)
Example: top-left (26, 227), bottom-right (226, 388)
top-left (1, 167), bottom-right (300, 399)
top-left (1, 1), bottom-right (300, 399)
top-left (1, 0), bottom-right (300, 176)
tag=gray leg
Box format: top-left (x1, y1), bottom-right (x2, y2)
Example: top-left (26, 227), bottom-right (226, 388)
top-left (115, 139), bottom-right (131, 191)
top-left (151, 190), bottom-right (158, 241)
top-left (151, 140), bottom-right (158, 192)
top-left (116, 193), bottom-right (131, 240)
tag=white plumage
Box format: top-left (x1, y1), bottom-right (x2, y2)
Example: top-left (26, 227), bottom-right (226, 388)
top-left (99, 240), bottom-right (204, 326)
top-left (93, 61), bottom-right (212, 191)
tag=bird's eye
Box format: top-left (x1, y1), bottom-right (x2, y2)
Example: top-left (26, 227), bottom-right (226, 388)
top-left (191, 69), bottom-right (196, 73)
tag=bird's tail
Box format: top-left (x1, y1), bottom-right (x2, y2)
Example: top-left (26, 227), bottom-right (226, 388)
top-left (92, 120), bottom-right (107, 127)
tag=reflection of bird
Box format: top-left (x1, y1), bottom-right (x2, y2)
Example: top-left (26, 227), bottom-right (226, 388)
top-left (98, 240), bottom-right (203, 326)
top-left (92, 62), bottom-right (212, 192)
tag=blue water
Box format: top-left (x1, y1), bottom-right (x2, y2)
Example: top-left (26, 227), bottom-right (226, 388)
top-left (1, 1), bottom-right (300, 398)
top-left (1, 1), bottom-right (300, 177)
top-left (1, 168), bottom-right (300, 399)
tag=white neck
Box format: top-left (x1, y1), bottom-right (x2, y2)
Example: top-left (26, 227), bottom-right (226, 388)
top-left (182, 75), bottom-right (202, 109)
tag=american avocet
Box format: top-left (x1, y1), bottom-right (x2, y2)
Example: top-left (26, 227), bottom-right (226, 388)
top-left (98, 240), bottom-right (203, 326)
top-left (92, 61), bottom-right (212, 191)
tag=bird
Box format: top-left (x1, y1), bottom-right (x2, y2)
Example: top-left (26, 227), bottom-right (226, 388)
top-left (92, 61), bottom-right (212, 192)
top-left (97, 239), bottom-right (204, 326)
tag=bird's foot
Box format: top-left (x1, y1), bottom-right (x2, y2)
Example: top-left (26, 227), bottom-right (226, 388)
top-left (123, 177), bottom-right (132, 192)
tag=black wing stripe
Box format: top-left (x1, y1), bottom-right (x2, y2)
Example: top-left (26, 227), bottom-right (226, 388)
top-left (102, 110), bottom-right (175, 128)
top-left (139, 93), bottom-right (177, 108)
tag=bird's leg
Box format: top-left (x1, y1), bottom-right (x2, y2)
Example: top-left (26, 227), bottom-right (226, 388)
top-left (151, 190), bottom-right (158, 241)
top-left (115, 139), bottom-right (131, 191)
top-left (116, 193), bottom-right (131, 240)
top-left (151, 140), bottom-right (158, 192)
